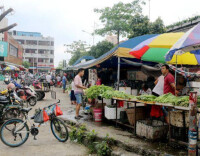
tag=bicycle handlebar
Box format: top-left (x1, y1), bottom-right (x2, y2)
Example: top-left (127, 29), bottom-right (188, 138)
top-left (44, 99), bottom-right (60, 109)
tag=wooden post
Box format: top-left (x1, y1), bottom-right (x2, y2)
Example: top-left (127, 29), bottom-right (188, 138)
top-left (188, 91), bottom-right (198, 156)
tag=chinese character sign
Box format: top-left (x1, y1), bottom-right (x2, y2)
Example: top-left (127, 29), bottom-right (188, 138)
top-left (0, 41), bottom-right (8, 57)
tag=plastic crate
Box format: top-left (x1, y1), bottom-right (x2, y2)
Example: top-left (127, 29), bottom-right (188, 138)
top-left (170, 125), bottom-right (188, 142)
top-left (126, 107), bottom-right (145, 126)
top-left (105, 106), bottom-right (124, 120)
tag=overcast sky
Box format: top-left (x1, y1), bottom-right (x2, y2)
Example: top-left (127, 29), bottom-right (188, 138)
top-left (1, 0), bottom-right (200, 67)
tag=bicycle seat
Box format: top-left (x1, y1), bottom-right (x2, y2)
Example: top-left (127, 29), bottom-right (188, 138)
top-left (21, 108), bottom-right (32, 113)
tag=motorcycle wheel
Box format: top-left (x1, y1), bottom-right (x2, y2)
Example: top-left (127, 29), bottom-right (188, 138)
top-left (28, 97), bottom-right (37, 106)
top-left (41, 92), bottom-right (45, 99)
top-left (36, 92), bottom-right (43, 101)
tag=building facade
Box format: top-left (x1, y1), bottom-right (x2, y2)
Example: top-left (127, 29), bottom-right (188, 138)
top-left (0, 18), bottom-right (23, 66)
top-left (9, 30), bottom-right (54, 73)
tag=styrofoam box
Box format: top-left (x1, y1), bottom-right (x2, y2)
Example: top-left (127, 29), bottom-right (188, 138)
top-left (105, 106), bottom-right (124, 120)
top-left (103, 99), bottom-right (112, 105)
top-left (187, 81), bottom-right (200, 88)
top-left (119, 87), bottom-right (131, 95)
top-left (131, 89), bottom-right (138, 95)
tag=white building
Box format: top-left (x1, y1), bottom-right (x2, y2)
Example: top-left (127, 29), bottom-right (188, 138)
top-left (9, 30), bottom-right (54, 73)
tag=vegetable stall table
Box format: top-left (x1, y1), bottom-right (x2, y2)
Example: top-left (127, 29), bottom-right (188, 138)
top-left (135, 100), bottom-right (200, 146)
top-left (111, 98), bottom-right (141, 135)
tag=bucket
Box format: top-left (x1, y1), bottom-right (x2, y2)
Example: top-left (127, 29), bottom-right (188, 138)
top-left (93, 108), bottom-right (102, 122)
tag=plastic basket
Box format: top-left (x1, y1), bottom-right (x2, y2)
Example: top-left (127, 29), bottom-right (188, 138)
top-left (105, 106), bottom-right (124, 120)
top-left (126, 107), bottom-right (145, 126)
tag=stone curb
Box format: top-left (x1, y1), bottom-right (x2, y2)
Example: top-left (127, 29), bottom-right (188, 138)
top-left (61, 117), bottom-right (174, 156)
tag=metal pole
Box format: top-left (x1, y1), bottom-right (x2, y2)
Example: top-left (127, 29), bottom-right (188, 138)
top-left (188, 91), bottom-right (198, 156)
top-left (117, 57), bottom-right (120, 90)
top-left (149, 0), bottom-right (151, 20)
top-left (175, 55), bottom-right (177, 92)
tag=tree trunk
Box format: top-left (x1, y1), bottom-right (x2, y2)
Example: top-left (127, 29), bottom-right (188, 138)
top-left (117, 30), bottom-right (120, 45)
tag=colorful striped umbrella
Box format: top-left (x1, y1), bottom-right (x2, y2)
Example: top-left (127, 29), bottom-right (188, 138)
top-left (3, 65), bottom-right (20, 71)
top-left (129, 32), bottom-right (200, 65)
top-left (166, 23), bottom-right (200, 62)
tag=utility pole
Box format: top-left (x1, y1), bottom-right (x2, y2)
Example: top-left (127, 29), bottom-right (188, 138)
top-left (149, 0), bottom-right (151, 20)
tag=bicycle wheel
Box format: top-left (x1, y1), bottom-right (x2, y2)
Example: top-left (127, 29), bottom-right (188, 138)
top-left (50, 118), bottom-right (68, 142)
top-left (0, 118), bottom-right (29, 147)
top-left (3, 108), bottom-right (25, 121)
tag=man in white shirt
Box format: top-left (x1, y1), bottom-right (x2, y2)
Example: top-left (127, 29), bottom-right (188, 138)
top-left (46, 73), bottom-right (52, 89)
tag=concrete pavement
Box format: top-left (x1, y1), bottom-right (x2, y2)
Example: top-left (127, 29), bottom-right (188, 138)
top-left (0, 86), bottom-right (88, 156)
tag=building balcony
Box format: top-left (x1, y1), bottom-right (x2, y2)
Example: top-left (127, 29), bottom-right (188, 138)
top-left (23, 53), bottom-right (54, 58)
top-left (22, 44), bottom-right (54, 50)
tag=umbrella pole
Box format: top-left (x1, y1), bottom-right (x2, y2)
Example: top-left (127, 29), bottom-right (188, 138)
top-left (117, 57), bottom-right (120, 90)
top-left (175, 55), bottom-right (177, 94)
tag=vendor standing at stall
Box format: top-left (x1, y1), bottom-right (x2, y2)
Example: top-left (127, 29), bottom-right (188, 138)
top-left (161, 64), bottom-right (179, 123)
top-left (161, 64), bottom-right (178, 95)
top-left (74, 68), bottom-right (87, 120)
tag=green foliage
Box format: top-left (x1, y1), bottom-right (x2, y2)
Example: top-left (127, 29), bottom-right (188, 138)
top-left (88, 40), bottom-right (114, 58)
top-left (129, 14), bottom-right (166, 38)
top-left (86, 129), bottom-right (97, 143)
top-left (65, 40), bottom-right (90, 65)
top-left (94, 0), bottom-right (145, 43)
top-left (69, 126), bottom-right (77, 141)
top-left (102, 90), bottom-right (135, 100)
top-left (56, 60), bottom-right (64, 69)
top-left (69, 125), bottom-right (87, 144)
top-left (95, 141), bottom-right (112, 156)
top-left (22, 61), bottom-right (30, 69)
top-left (166, 15), bottom-right (200, 30)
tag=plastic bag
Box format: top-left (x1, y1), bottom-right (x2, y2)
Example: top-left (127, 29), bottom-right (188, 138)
top-left (34, 109), bottom-right (44, 123)
top-left (55, 105), bottom-right (63, 116)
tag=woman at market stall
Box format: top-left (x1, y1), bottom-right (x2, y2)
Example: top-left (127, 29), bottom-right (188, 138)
top-left (139, 84), bottom-right (152, 95)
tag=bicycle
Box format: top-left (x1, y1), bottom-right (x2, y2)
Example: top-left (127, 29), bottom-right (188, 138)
top-left (0, 100), bottom-right (69, 147)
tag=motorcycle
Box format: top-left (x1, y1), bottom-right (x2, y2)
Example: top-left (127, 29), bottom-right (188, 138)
top-left (12, 81), bottom-right (38, 107)
top-left (0, 90), bottom-right (24, 122)
top-left (32, 80), bottom-right (45, 101)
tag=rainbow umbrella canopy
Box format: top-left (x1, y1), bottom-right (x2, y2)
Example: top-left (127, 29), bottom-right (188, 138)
top-left (129, 32), bottom-right (200, 65)
top-left (3, 65), bottom-right (20, 71)
top-left (166, 23), bottom-right (200, 64)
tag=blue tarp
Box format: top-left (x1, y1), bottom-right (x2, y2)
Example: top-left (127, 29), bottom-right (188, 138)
top-left (72, 56), bottom-right (95, 66)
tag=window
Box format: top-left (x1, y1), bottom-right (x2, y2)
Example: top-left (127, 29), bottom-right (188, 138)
top-left (50, 50), bottom-right (54, 55)
top-left (9, 44), bottom-right (18, 57)
top-left (17, 40), bottom-right (25, 44)
top-left (38, 58), bottom-right (44, 63)
top-left (25, 49), bottom-right (36, 53)
top-left (26, 40), bottom-right (37, 45)
top-left (38, 41), bottom-right (50, 46)
top-left (50, 58), bottom-right (53, 63)
top-left (38, 50), bottom-right (45, 54)
top-left (51, 41), bottom-right (54, 46)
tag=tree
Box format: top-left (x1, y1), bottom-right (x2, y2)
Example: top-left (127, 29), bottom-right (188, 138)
top-left (56, 60), bottom-right (64, 69)
top-left (22, 61), bottom-right (30, 69)
top-left (128, 14), bottom-right (150, 38)
top-left (65, 40), bottom-right (89, 65)
top-left (129, 15), bottom-right (166, 38)
top-left (150, 17), bottom-right (165, 34)
top-left (88, 40), bottom-right (114, 58)
top-left (94, 0), bottom-right (145, 44)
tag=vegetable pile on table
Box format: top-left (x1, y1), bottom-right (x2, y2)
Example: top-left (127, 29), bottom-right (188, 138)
top-left (85, 85), bottom-right (135, 100)
top-left (136, 95), bottom-right (156, 102)
top-left (85, 85), bottom-right (113, 99)
top-left (102, 90), bottom-right (135, 100)
top-left (154, 93), bottom-right (176, 104)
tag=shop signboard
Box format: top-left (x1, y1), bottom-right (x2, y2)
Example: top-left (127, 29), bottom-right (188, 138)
top-left (0, 41), bottom-right (8, 57)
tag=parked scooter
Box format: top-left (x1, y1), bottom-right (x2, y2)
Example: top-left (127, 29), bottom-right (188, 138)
top-left (12, 81), bottom-right (38, 107)
top-left (32, 80), bottom-right (45, 101)
top-left (0, 85), bottom-right (24, 122)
